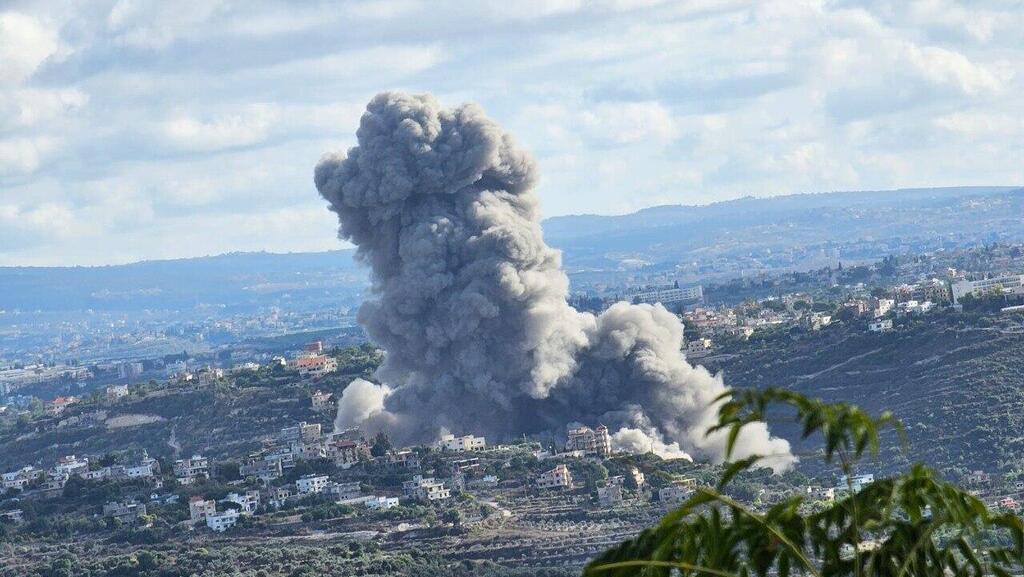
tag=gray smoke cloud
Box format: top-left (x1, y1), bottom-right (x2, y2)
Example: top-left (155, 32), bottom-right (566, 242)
top-left (316, 92), bottom-right (795, 471)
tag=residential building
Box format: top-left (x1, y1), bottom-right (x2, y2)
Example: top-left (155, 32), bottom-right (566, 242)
top-left (240, 455), bottom-right (284, 482)
top-left (868, 319), bottom-right (893, 333)
top-left (189, 497), bottom-right (217, 522)
top-left (0, 509), bottom-right (23, 524)
top-left (106, 384), bottom-right (130, 400)
top-left (206, 509), bottom-right (240, 532)
top-left (598, 484), bottom-right (624, 507)
top-left (686, 338), bottom-right (714, 355)
top-left (311, 390), bottom-right (334, 411)
top-left (103, 501), bottom-right (147, 523)
top-left (52, 455), bottom-right (90, 477)
top-left (291, 354), bottom-right (338, 378)
top-left (537, 464), bottom-right (573, 490)
top-left (629, 467), bottom-right (645, 488)
top-left (629, 285), bottom-right (704, 306)
top-left (330, 481), bottom-right (362, 501)
top-left (565, 424), bottom-right (611, 458)
top-left (296, 474), bottom-right (330, 495)
top-left (873, 298), bottom-right (894, 318)
top-left (174, 455), bottom-right (210, 484)
top-left (659, 478), bottom-right (697, 506)
top-left (223, 491), bottom-right (260, 515)
top-left (45, 395), bottom-right (79, 416)
top-left (403, 475), bottom-right (451, 501)
top-left (365, 496), bottom-right (399, 510)
top-left (267, 487), bottom-right (293, 508)
top-left (280, 422), bottom-right (321, 444)
top-left (438, 433), bottom-right (486, 452)
top-left (837, 473), bottom-right (875, 493)
top-left (326, 439), bottom-right (369, 469)
top-left (952, 274), bottom-right (1024, 304)
top-left (386, 450), bottom-right (421, 469)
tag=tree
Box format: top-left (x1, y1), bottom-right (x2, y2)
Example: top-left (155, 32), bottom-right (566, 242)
top-left (370, 432), bottom-right (393, 457)
top-left (585, 388), bottom-right (1024, 577)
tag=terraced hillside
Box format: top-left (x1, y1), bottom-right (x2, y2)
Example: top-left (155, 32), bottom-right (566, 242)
top-left (706, 313), bottom-right (1024, 475)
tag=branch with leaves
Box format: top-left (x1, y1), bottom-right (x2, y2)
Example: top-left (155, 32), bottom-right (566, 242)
top-left (585, 388), bottom-right (1024, 577)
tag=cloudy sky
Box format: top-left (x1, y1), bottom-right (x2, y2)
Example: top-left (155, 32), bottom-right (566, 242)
top-left (2, 0), bottom-right (1022, 266)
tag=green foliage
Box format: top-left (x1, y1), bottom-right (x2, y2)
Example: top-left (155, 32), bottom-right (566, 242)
top-left (585, 389), bottom-right (1024, 577)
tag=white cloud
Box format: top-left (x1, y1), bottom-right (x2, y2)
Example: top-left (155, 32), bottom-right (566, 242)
top-left (159, 104), bottom-right (279, 152)
top-left (1, 0), bottom-right (1023, 264)
top-left (0, 11), bottom-right (62, 85)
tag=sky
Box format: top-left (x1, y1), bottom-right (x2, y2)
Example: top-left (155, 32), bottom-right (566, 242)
top-left (1, 0), bottom-right (1022, 266)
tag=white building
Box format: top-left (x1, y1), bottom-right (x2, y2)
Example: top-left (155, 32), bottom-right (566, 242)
top-left (106, 384), bottom-right (130, 399)
top-left (952, 274), bottom-right (1024, 304)
top-left (837, 473), bottom-right (875, 493)
top-left (438, 433), bottom-right (486, 452)
top-left (365, 496), bottom-right (400, 510)
top-left (223, 491), bottom-right (260, 515)
top-left (868, 319), bottom-right (893, 333)
top-left (206, 509), bottom-right (240, 532)
top-left (403, 475), bottom-right (451, 501)
top-left (296, 474), bottom-right (330, 495)
top-left (630, 285), bottom-right (704, 306)
top-left (659, 478), bottom-right (697, 506)
top-left (52, 455), bottom-right (90, 477)
top-left (537, 464), bottom-right (573, 490)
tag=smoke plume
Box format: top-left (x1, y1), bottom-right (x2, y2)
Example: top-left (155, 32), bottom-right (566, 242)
top-left (316, 92), bottom-right (795, 471)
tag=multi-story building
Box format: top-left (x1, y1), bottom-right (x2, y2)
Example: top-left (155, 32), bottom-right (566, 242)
top-left (659, 478), bottom-right (697, 506)
top-left (329, 481), bottom-right (362, 501)
top-left (438, 433), bottom-right (486, 452)
top-left (403, 475), bottom-right (451, 501)
top-left (52, 455), bottom-right (90, 477)
top-left (326, 439), bottom-right (369, 469)
top-left (189, 497), bottom-right (217, 522)
top-left (174, 455), bottom-right (210, 484)
top-left (311, 390), bottom-right (334, 411)
top-left (628, 285), bottom-right (704, 307)
top-left (386, 450), bottom-right (422, 469)
top-left (240, 455), bottom-right (284, 482)
top-left (952, 274), bottom-right (1024, 304)
top-left (280, 422), bottom-right (322, 444)
top-left (365, 496), bottom-right (399, 510)
top-left (598, 484), bottom-right (623, 507)
top-left (206, 509), bottom-right (240, 532)
top-left (565, 424), bottom-right (611, 458)
top-left (537, 464), bottom-right (573, 490)
top-left (223, 491), bottom-right (260, 515)
top-left (106, 384), bottom-right (130, 399)
top-left (296, 474), bottom-right (330, 495)
top-left (103, 501), bottom-right (147, 523)
top-left (291, 355), bottom-right (338, 379)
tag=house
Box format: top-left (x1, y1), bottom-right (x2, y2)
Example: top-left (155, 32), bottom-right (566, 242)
top-left (326, 439), bottom-right (369, 469)
top-left (365, 496), bottom-right (399, 510)
top-left (868, 319), bottom-right (893, 333)
top-left (45, 395), bottom-right (78, 416)
top-left (240, 456), bottom-right (283, 482)
top-left (438, 433), bottom-right (486, 452)
top-left (291, 354), bottom-right (338, 379)
top-left (123, 457), bottom-right (159, 479)
top-left (106, 384), bottom-right (129, 400)
top-left (206, 509), bottom-right (240, 532)
top-left (565, 424), bottom-right (611, 458)
top-left (279, 422), bottom-right (321, 444)
top-left (329, 481), bottom-right (362, 501)
top-left (103, 500), bottom-right (147, 523)
top-left (189, 497), bottom-right (217, 522)
top-left (197, 368), bottom-right (224, 386)
top-left (403, 475), bottom-right (451, 501)
top-left (386, 450), bottom-right (421, 469)
top-left (2, 466), bottom-right (43, 491)
top-left (537, 464), bottom-right (573, 490)
top-left (311, 390), bottom-right (334, 411)
top-left (267, 487), bottom-right (294, 508)
top-left (837, 474), bottom-right (875, 493)
top-left (659, 478), bottom-right (697, 506)
top-left (686, 338), bottom-right (714, 356)
top-left (223, 491), bottom-right (260, 515)
top-left (806, 485), bottom-right (836, 502)
top-left (999, 497), bottom-right (1021, 512)
top-left (52, 455), bottom-right (90, 477)
top-left (174, 455), bottom-right (210, 484)
top-left (296, 474), bottom-right (330, 495)
top-left (597, 484), bottom-right (623, 507)
top-left (81, 467), bottom-right (111, 481)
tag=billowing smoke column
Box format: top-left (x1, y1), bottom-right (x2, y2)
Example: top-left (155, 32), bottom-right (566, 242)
top-left (316, 92), bottom-right (795, 471)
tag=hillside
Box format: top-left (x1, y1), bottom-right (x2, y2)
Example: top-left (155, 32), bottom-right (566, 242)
top-left (705, 312), bottom-right (1024, 475)
top-left (1, 186), bottom-right (1022, 312)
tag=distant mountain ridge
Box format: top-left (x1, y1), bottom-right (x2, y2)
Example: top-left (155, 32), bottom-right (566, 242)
top-left (1, 186), bottom-right (1022, 311)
